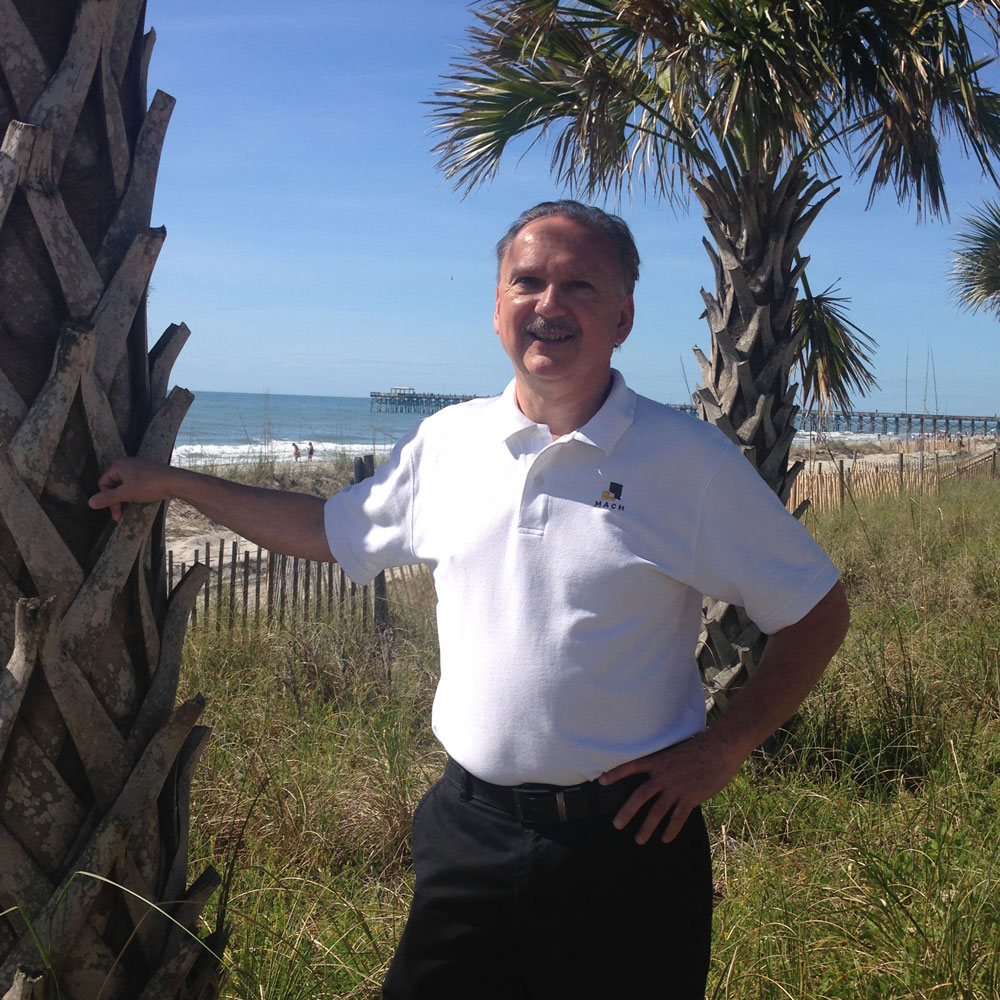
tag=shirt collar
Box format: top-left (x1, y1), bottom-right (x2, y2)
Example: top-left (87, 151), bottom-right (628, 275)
top-left (492, 369), bottom-right (635, 454)
top-left (491, 378), bottom-right (539, 440)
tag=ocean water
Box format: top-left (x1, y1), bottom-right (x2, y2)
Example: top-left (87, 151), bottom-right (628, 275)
top-left (172, 391), bottom-right (436, 466)
top-left (172, 390), bottom-right (951, 467)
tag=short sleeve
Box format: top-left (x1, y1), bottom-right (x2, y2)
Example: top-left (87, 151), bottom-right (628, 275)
top-left (690, 447), bottom-right (840, 634)
top-left (323, 429), bottom-right (420, 584)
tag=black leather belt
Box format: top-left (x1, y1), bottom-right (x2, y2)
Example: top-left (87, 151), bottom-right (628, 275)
top-left (445, 757), bottom-right (643, 824)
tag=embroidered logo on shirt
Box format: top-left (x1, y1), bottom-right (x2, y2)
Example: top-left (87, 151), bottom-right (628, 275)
top-left (594, 481), bottom-right (624, 511)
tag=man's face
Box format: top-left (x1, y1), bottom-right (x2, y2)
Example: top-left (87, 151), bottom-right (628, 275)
top-left (494, 215), bottom-right (634, 415)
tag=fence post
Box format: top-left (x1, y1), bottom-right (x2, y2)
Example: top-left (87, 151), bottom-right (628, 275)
top-left (216, 538), bottom-right (224, 631)
top-left (266, 550), bottom-right (277, 622)
top-left (192, 549), bottom-right (200, 627)
top-left (255, 546), bottom-right (263, 622)
top-left (838, 460), bottom-right (845, 509)
top-left (229, 539), bottom-right (238, 628)
top-left (204, 544), bottom-right (211, 621)
top-left (279, 554), bottom-right (288, 624)
top-left (898, 453), bottom-right (904, 493)
top-left (242, 550), bottom-right (250, 627)
top-left (354, 454), bottom-right (390, 632)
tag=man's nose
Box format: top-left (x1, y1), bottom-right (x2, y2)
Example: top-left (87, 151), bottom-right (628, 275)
top-left (535, 284), bottom-right (566, 315)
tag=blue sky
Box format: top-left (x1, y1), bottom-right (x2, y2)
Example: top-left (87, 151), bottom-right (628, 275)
top-left (147, 1), bottom-right (1000, 416)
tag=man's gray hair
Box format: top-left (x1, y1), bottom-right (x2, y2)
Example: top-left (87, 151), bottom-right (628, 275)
top-left (495, 200), bottom-right (640, 294)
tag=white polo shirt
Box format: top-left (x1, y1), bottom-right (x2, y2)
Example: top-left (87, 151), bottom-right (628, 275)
top-left (325, 371), bottom-right (839, 786)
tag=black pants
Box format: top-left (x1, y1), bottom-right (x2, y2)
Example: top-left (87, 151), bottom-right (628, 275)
top-left (382, 767), bottom-right (713, 999)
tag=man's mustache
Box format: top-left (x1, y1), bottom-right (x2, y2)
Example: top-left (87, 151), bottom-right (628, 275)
top-left (522, 317), bottom-right (580, 337)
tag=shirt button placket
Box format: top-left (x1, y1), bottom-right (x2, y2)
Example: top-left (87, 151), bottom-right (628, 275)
top-left (519, 453), bottom-right (552, 533)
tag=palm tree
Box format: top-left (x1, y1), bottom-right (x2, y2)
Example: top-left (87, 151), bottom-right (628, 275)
top-left (0, 3), bottom-right (222, 997)
top-left (952, 199), bottom-right (1000, 315)
top-left (432, 0), bottom-right (1000, 710)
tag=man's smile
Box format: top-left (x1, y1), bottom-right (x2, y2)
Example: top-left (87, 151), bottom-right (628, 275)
top-left (523, 318), bottom-right (579, 343)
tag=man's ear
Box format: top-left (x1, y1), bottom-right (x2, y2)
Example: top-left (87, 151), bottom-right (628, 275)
top-left (616, 296), bottom-right (635, 346)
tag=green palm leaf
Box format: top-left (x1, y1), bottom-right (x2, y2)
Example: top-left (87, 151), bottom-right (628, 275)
top-left (952, 199), bottom-right (1000, 316)
top-left (794, 276), bottom-right (880, 420)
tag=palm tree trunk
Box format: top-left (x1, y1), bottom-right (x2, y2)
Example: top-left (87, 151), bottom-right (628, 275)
top-left (0, 2), bottom-right (221, 996)
top-left (690, 154), bottom-right (836, 715)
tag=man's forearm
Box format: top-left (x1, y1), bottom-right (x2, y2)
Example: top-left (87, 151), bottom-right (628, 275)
top-left (599, 579), bottom-right (850, 845)
top-left (90, 458), bottom-right (334, 563)
top-left (704, 580), bottom-right (850, 762)
top-left (168, 468), bottom-right (332, 561)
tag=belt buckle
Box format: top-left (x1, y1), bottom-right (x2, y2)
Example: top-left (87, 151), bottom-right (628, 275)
top-left (555, 790), bottom-right (568, 822)
top-left (511, 787), bottom-right (569, 823)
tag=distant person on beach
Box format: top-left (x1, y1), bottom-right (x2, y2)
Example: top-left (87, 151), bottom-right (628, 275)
top-left (307, 441), bottom-right (314, 460)
top-left (90, 200), bottom-right (849, 1000)
top-left (292, 442), bottom-right (300, 461)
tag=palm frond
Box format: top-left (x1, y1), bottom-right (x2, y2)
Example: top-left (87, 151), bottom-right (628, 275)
top-left (434, 1), bottom-right (1000, 214)
top-left (793, 277), bottom-right (880, 417)
top-left (835, 2), bottom-right (1000, 219)
top-left (951, 199), bottom-right (1000, 316)
top-left (430, 1), bottom-right (709, 200)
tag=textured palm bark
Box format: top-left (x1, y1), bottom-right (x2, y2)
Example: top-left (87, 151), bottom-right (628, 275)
top-left (690, 155), bottom-right (836, 716)
top-left (0, 2), bottom-right (222, 996)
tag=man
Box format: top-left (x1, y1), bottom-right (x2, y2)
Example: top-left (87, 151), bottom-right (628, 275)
top-left (91, 201), bottom-right (849, 999)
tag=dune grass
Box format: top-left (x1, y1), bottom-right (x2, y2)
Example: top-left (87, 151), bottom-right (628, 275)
top-left (181, 449), bottom-right (359, 496)
top-left (181, 475), bottom-right (1000, 999)
top-left (179, 581), bottom-right (440, 998)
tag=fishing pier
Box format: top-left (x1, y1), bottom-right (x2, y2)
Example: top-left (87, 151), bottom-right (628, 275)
top-left (671, 403), bottom-right (997, 438)
top-left (797, 409), bottom-right (999, 438)
top-left (370, 387), bottom-right (477, 414)
top-left (372, 389), bottom-right (998, 438)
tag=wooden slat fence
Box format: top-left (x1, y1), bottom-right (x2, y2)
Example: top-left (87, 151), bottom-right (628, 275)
top-left (941, 447), bottom-right (998, 483)
top-left (167, 539), bottom-right (431, 631)
top-left (788, 447), bottom-right (998, 515)
top-left (169, 452), bottom-right (433, 631)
